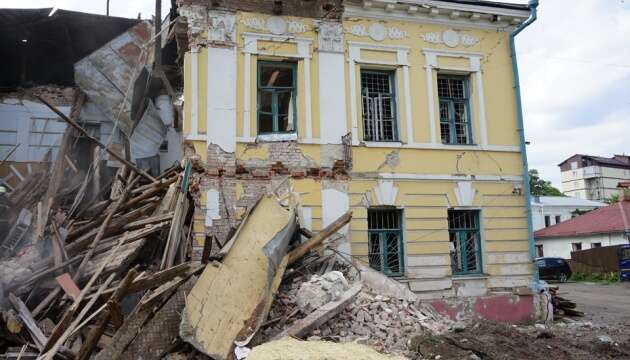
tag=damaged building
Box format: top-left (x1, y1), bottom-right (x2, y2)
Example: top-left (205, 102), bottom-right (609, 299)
top-left (176, 0), bottom-right (541, 320)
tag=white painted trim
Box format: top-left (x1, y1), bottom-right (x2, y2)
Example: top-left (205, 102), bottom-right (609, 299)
top-left (347, 41), bottom-right (411, 53)
top-left (243, 52), bottom-right (251, 138)
top-left (372, 173), bottom-right (523, 182)
top-left (422, 49), bottom-right (488, 148)
top-left (402, 65), bottom-right (413, 144)
top-left (186, 48), bottom-right (199, 140)
top-left (319, 51), bottom-right (347, 144)
top-left (348, 46), bottom-right (360, 145)
top-left (206, 46), bottom-right (237, 153)
top-left (241, 32), bottom-right (313, 141)
top-left (233, 137), bottom-right (520, 152)
top-left (301, 42), bottom-right (313, 140)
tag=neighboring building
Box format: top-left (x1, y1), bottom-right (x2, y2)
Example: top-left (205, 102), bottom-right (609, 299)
top-left (534, 185), bottom-right (630, 259)
top-left (176, 0), bottom-right (538, 308)
top-left (559, 154), bottom-right (630, 202)
top-left (531, 196), bottom-right (605, 231)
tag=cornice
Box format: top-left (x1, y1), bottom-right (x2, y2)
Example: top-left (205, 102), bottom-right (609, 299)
top-left (345, 0), bottom-right (530, 31)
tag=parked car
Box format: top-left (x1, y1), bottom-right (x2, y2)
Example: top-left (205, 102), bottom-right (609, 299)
top-left (536, 257), bottom-right (572, 282)
top-left (619, 245), bottom-right (630, 282)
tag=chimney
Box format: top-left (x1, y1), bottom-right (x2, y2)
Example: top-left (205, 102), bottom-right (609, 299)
top-left (618, 182), bottom-right (630, 201)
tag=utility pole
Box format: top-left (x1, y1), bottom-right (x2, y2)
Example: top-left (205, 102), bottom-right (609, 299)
top-left (154, 0), bottom-right (162, 72)
top-left (106, 0), bottom-right (110, 16)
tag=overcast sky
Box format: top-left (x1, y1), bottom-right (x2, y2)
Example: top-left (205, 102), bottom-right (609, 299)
top-left (4, 0), bottom-right (629, 188)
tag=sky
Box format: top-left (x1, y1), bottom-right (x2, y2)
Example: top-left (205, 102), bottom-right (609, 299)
top-left (3, 0), bottom-right (629, 188)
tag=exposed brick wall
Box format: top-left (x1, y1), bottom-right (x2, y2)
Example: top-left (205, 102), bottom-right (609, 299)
top-left (177, 0), bottom-right (343, 20)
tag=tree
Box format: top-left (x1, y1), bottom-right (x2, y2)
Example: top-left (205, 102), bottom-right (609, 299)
top-left (529, 169), bottom-right (562, 196)
top-left (604, 194), bottom-right (620, 204)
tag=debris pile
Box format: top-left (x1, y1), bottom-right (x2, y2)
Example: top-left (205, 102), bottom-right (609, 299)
top-left (549, 286), bottom-right (584, 319)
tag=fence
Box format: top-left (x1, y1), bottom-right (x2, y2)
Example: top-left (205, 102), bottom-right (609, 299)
top-left (569, 245), bottom-right (623, 275)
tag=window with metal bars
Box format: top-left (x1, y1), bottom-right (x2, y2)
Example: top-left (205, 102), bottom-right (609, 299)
top-left (448, 210), bottom-right (482, 275)
top-left (257, 61), bottom-right (297, 134)
top-left (368, 208), bottom-right (404, 276)
top-left (438, 75), bottom-right (473, 145)
top-left (361, 70), bottom-right (398, 142)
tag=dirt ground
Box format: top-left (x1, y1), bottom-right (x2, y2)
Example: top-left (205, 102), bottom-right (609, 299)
top-left (559, 282), bottom-right (630, 327)
top-left (407, 282), bottom-right (630, 360)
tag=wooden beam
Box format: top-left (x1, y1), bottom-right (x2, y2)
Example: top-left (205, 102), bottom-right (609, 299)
top-left (8, 293), bottom-right (47, 350)
top-left (274, 284), bottom-right (361, 340)
top-left (34, 95), bottom-right (156, 182)
top-left (287, 211), bottom-right (352, 265)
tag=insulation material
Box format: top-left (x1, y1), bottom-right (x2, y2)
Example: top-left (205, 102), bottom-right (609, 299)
top-left (248, 337), bottom-right (406, 360)
top-left (180, 195), bottom-right (297, 359)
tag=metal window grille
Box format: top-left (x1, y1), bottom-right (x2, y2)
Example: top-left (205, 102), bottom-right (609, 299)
top-left (257, 61), bottom-right (297, 134)
top-left (438, 75), bottom-right (472, 145)
top-left (361, 70), bottom-right (398, 142)
top-left (448, 210), bottom-right (482, 275)
top-left (368, 208), bottom-right (404, 276)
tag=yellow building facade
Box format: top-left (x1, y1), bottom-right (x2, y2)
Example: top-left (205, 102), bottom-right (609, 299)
top-left (178, 0), bottom-right (536, 298)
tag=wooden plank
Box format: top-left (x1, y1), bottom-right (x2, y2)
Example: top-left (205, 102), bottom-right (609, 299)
top-left (55, 273), bottom-right (81, 300)
top-left (64, 155), bottom-right (78, 173)
top-left (287, 211), bottom-right (352, 265)
top-left (77, 268), bottom-right (138, 360)
top-left (41, 273), bottom-right (116, 360)
top-left (8, 293), bottom-right (47, 350)
top-left (275, 284), bottom-right (361, 340)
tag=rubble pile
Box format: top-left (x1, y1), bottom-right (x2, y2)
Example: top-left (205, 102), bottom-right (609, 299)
top-left (258, 270), bottom-right (441, 358)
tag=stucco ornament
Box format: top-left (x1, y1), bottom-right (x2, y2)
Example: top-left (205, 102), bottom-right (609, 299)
top-left (346, 23), bottom-right (407, 41)
top-left (454, 181), bottom-right (476, 207)
top-left (421, 30), bottom-right (479, 48)
top-left (241, 16), bottom-right (310, 36)
top-left (266, 16), bottom-right (287, 35)
top-left (372, 180), bottom-right (399, 206)
top-left (317, 21), bottom-right (344, 53)
top-left (368, 23), bottom-right (387, 41)
top-left (207, 11), bottom-right (236, 43)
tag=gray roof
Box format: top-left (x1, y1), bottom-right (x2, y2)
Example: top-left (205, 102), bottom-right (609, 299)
top-left (531, 196), bottom-right (606, 207)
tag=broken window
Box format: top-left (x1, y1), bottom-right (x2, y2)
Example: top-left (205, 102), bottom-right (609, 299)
top-left (544, 215), bottom-right (551, 227)
top-left (448, 210), bottom-right (482, 275)
top-left (368, 208), bottom-right (404, 276)
top-left (361, 70), bottom-right (398, 142)
top-left (257, 61), bottom-right (296, 134)
top-left (572, 242), bottom-right (582, 251)
top-left (438, 75), bottom-right (472, 145)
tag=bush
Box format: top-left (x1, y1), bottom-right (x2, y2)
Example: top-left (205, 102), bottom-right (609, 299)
top-left (570, 272), bottom-right (587, 281)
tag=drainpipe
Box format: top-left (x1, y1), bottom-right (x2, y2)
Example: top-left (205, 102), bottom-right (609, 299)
top-left (510, 0), bottom-right (539, 280)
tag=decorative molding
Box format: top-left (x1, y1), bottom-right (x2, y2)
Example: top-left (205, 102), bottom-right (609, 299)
top-left (207, 11), bottom-right (236, 44)
top-left (317, 21), bottom-right (344, 53)
top-left (346, 23), bottom-right (407, 41)
top-left (372, 180), bottom-right (399, 206)
top-left (241, 16), bottom-right (310, 36)
top-left (421, 30), bottom-right (479, 48)
top-left (454, 181), bottom-right (476, 207)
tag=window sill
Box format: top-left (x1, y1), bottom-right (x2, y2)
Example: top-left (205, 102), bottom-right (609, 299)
top-left (441, 143), bottom-right (478, 146)
top-left (452, 273), bottom-right (488, 280)
top-left (362, 141), bottom-right (404, 148)
top-left (256, 133), bottom-right (298, 142)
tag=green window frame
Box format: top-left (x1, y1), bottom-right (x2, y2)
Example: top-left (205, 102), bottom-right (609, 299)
top-left (368, 208), bottom-right (404, 276)
top-left (360, 69), bottom-right (399, 142)
top-left (448, 209), bottom-right (483, 275)
top-left (438, 75), bottom-right (473, 145)
top-left (257, 61), bottom-right (297, 135)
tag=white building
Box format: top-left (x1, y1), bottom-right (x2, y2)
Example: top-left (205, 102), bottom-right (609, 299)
top-left (534, 192), bottom-right (630, 259)
top-left (559, 154), bottom-right (630, 202)
top-left (531, 196), bottom-right (605, 231)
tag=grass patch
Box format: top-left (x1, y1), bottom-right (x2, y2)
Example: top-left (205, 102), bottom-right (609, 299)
top-left (570, 271), bottom-right (619, 284)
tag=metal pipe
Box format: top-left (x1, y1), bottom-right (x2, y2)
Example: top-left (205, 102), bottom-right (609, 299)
top-left (510, 0), bottom-right (539, 279)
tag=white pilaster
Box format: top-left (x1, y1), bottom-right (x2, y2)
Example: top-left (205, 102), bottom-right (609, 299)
top-left (243, 52), bottom-right (251, 139)
top-left (207, 47), bottom-right (237, 153)
top-left (470, 56), bottom-right (487, 147)
top-left (189, 48), bottom-right (199, 139)
top-left (348, 46), bottom-right (360, 145)
top-left (425, 52), bottom-right (438, 144)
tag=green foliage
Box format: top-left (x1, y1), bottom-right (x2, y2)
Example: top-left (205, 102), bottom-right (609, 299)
top-left (569, 271), bottom-right (618, 284)
top-left (604, 194), bottom-right (620, 204)
top-left (569, 272), bottom-right (587, 281)
top-left (529, 169), bottom-right (563, 196)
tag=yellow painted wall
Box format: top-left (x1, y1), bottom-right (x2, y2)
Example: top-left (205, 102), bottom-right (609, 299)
top-left (180, 9), bottom-right (532, 290)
